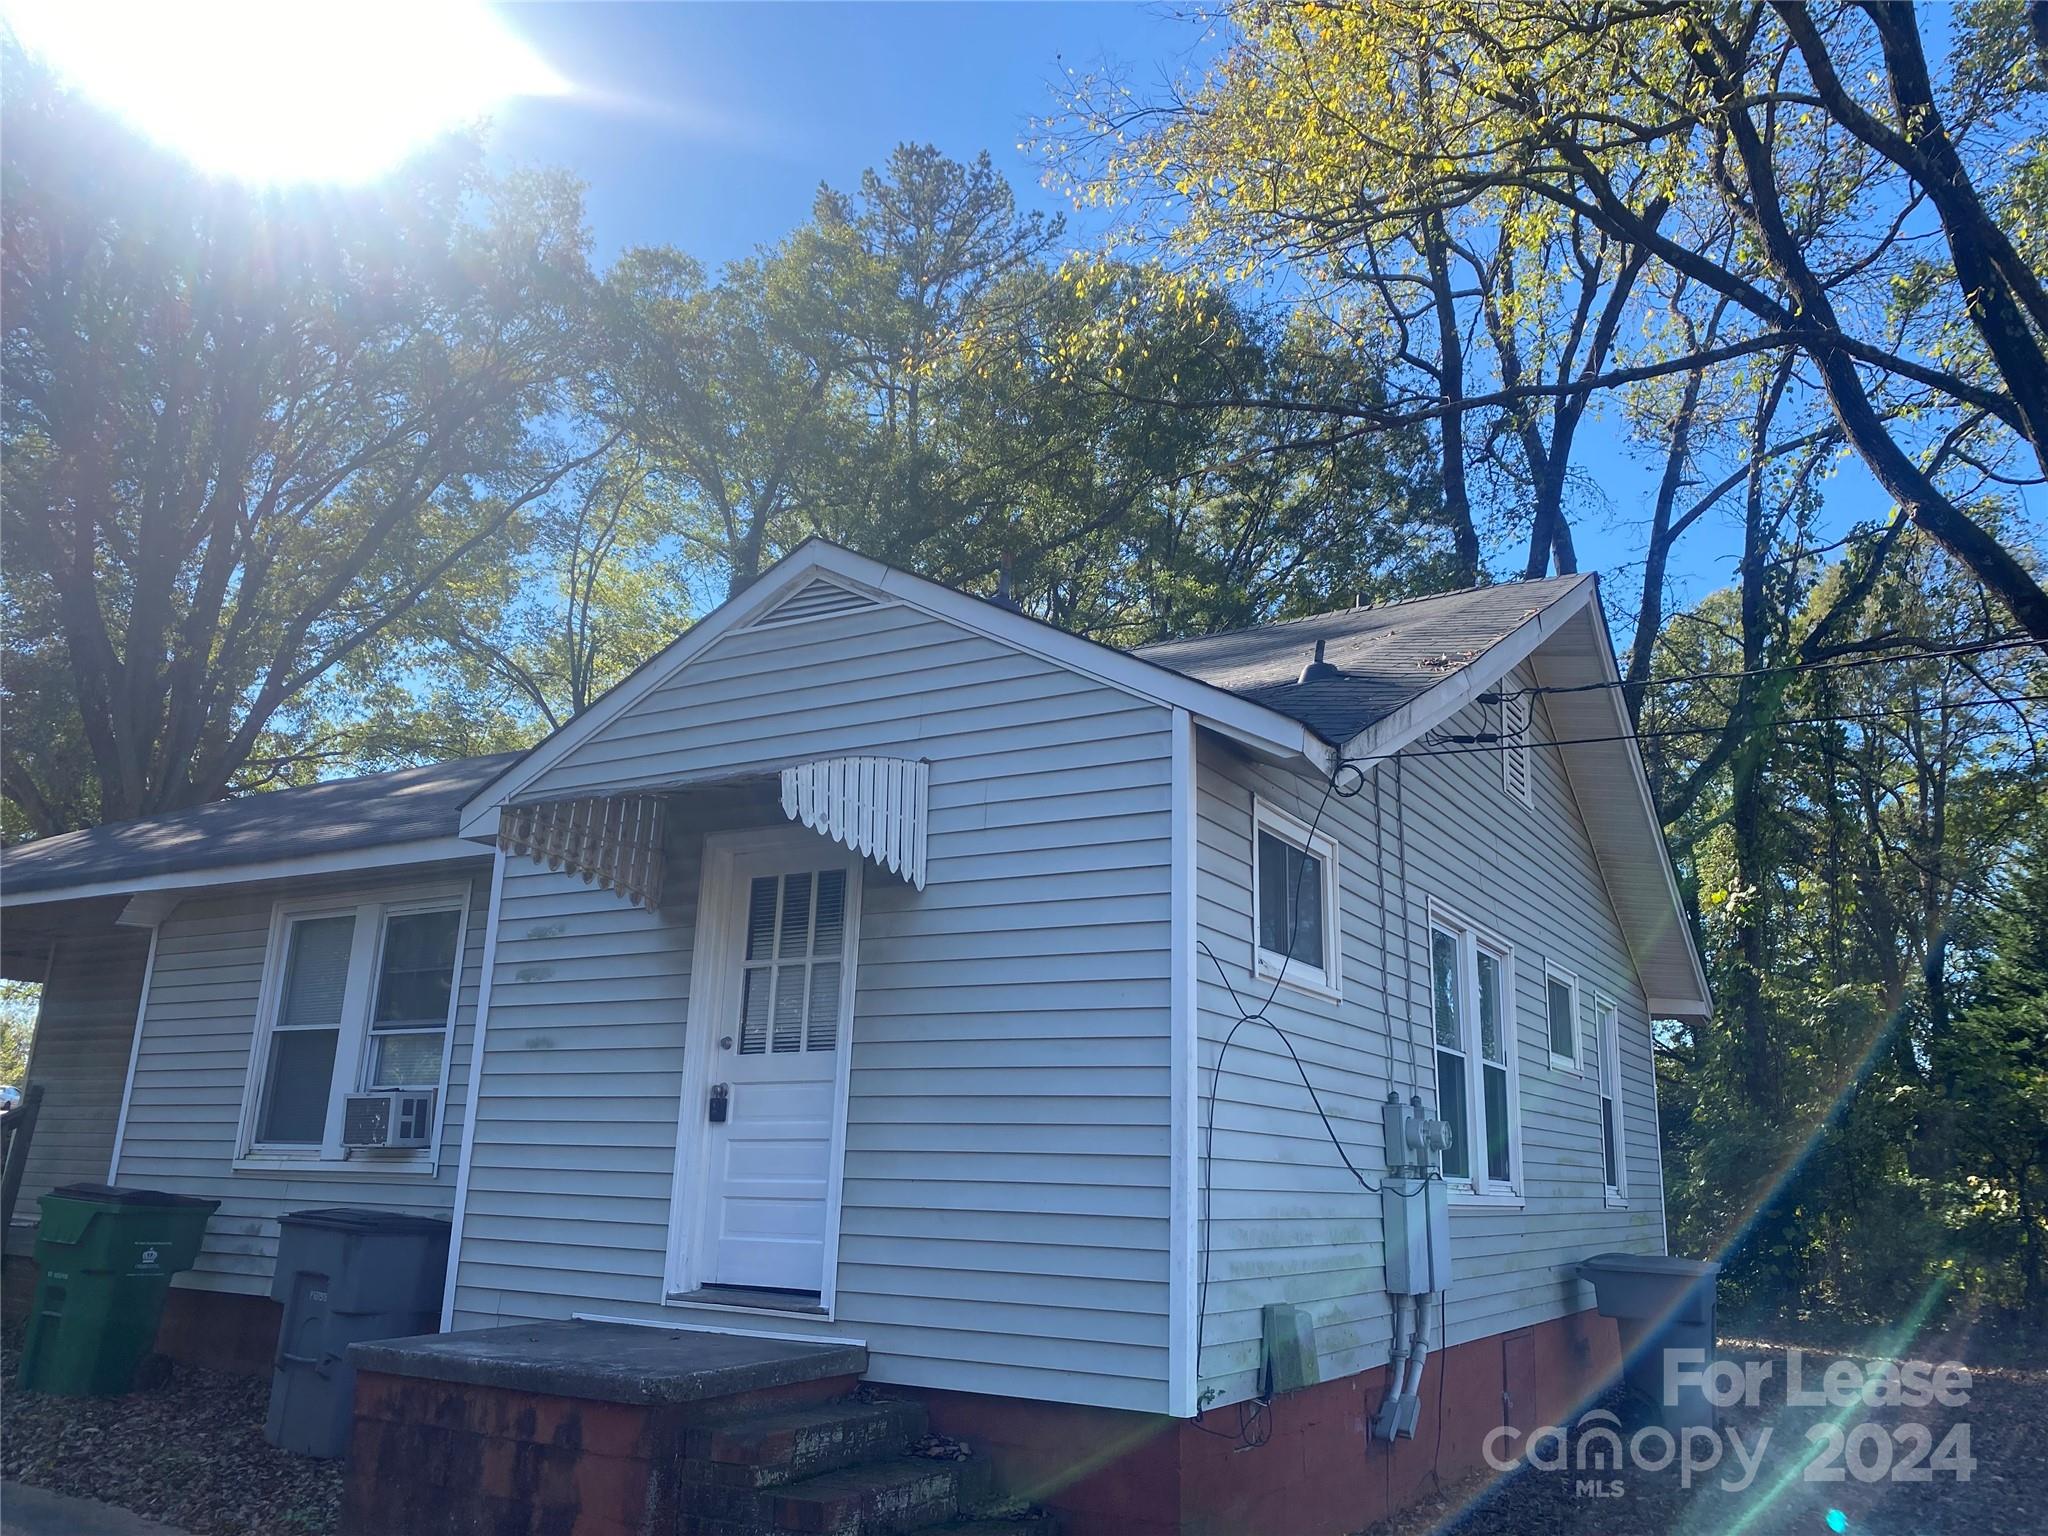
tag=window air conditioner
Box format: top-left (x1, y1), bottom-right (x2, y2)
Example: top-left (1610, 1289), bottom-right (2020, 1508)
top-left (341, 1090), bottom-right (436, 1149)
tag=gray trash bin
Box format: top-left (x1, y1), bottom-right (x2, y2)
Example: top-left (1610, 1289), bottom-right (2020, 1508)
top-left (266, 1208), bottom-right (451, 1457)
top-left (1575, 1251), bottom-right (1722, 1431)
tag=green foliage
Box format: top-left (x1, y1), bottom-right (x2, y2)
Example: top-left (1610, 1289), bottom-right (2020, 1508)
top-left (0, 981), bottom-right (35, 1085)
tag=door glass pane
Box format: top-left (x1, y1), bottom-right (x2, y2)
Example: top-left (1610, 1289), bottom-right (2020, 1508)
top-left (772, 962), bottom-right (805, 1051)
top-left (371, 1031), bottom-right (443, 1088)
top-left (813, 869), bottom-right (846, 957)
top-left (1602, 1098), bottom-right (1618, 1188)
top-left (778, 873), bottom-right (812, 959)
top-left (1431, 931), bottom-right (1461, 1048)
top-left (807, 961), bottom-right (841, 1052)
top-left (738, 967), bottom-right (770, 1054)
top-left (744, 877), bottom-right (778, 962)
top-left (279, 916), bottom-right (354, 1029)
top-left (1436, 1049), bottom-right (1469, 1179)
top-left (259, 1027), bottom-right (339, 1143)
top-left (1484, 1063), bottom-right (1512, 1183)
top-left (1476, 950), bottom-right (1503, 1064)
top-left (373, 909), bottom-right (461, 1027)
top-left (1547, 977), bottom-right (1576, 1061)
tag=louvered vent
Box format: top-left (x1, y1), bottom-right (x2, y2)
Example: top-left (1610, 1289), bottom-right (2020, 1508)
top-left (748, 576), bottom-right (882, 629)
top-left (1501, 692), bottom-right (1533, 808)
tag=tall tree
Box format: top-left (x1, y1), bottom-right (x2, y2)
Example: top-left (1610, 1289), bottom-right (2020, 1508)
top-left (1059, 0), bottom-right (2048, 638)
top-left (1, 52), bottom-right (604, 835)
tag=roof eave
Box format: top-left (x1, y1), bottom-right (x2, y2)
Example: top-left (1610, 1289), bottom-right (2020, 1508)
top-left (0, 834), bottom-right (486, 911)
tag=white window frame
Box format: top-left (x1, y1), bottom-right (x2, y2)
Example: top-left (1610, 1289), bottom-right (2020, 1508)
top-left (234, 881), bottom-right (470, 1174)
top-left (1427, 900), bottom-right (1523, 1206)
top-left (1544, 961), bottom-right (1583, 1073)
top-left (1595, 993), bottom-right (1627, 1205)
top-left (1500, 691), bottom-right (1533, 808)
top-left (1250, 798), bottom-right (1342, 1000)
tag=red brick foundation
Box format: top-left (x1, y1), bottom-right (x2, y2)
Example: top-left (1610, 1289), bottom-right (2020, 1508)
top-left (3, 1252), bottom-right (280, 1377)
top-left (332, 1309), bottom-right (1620, 1536)
top-left (342, 1368), bottom-right (862, 1536)
top-left (920, 1306), bottom-right (1623, 1536)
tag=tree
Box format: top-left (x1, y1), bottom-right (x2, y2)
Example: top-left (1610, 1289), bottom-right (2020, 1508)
top-left (1058, 0), bottom-right (2048, 638)
top-left (1943, 832), bottom-right (2048, 1314)
top-left (1, 51), bottom-right (605, 836)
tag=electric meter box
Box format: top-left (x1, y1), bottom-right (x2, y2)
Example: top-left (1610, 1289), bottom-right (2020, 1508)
top-left (1382, 1175), bottom-right (1451, 1295)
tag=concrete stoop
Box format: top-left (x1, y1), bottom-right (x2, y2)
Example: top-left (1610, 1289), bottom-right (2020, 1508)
top-left (677, 1393), bottom-right (1051, 1536)
top-left (341, 1321), bottom-right (1054, 1536)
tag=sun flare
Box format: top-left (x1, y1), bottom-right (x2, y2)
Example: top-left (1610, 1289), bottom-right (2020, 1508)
top-left (2, 0), bottom-right (566, 184)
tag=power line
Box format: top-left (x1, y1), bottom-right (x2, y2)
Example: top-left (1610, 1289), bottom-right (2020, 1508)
top-left (1408, 692), bottom-right (2048, 762)
top-left (1487, 635), bottom-right (2037, 703)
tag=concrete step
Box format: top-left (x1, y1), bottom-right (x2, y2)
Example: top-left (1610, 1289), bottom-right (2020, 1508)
top-left (684, 1399), bottom-right (932, 1488)
top-left (768, 1454), bottom-right (989, 1535)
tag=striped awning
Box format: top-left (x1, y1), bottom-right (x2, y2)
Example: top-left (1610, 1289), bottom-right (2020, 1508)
top-left (780, 756), bottom-right (928, 890)
top-left (497, 794), bottom-right (667, 908)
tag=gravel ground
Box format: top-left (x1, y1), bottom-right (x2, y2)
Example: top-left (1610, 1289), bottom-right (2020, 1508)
top-left (1, 1326), bottom-right (342, 1536)
top-left (1362, 1322), bottom-right (2048, 1536)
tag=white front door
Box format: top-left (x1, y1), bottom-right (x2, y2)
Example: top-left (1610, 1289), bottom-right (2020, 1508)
top-left (692, 837), bottom-right (859, 1295)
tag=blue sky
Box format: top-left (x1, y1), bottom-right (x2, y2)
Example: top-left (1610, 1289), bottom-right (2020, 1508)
top-left (482, 1), bottom-right (1829, 616)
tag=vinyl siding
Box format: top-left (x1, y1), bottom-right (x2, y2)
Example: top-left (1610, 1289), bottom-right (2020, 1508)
top-left (10, 929), bottom-right (151, 1221)
top-left (111, 862), bottom-right (491, 1294)
top-left (1193, 660), bottom-right (1666, 1406)
top-left (452, 603), bottom-right (1177, 1412)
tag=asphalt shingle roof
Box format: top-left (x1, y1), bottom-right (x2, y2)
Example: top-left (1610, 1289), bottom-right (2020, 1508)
top-left (1134, 574), bottom-right (1589, 745)
top-left (0, 753), bottom-right (522, 898)
top-left (1, 576), bottom-right (1588, 901)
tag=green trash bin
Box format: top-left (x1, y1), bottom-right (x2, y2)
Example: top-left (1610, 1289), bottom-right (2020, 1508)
top-left (17, 1182), bottom-right (219, 1396)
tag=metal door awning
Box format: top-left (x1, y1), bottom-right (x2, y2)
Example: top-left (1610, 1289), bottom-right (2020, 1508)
top-left (497, 794), bottom-right (667, 908)
top-left (780, 756), bottom-right (928, 890)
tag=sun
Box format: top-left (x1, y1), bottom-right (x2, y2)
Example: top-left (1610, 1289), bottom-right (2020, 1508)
top-left (2, 0), bottom-right (566, 184)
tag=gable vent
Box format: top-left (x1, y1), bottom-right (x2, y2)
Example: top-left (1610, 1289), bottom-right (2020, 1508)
top-left (748, 576), bottom-right (883, 630)
top-left (1501, 691), bottom-right (1533, 809)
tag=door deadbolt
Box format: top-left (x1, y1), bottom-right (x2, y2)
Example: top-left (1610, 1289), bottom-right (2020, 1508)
top-left (708, 1082), bottom-right (730, 1123)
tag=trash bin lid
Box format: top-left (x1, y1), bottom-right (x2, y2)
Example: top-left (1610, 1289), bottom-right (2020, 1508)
top-left (50, 1182), bottom-right (218, 1209)
top-left (278, 1207), bottom-right (451, 1234)
top-left (1578, 1250), bottom-right (1722, 1278)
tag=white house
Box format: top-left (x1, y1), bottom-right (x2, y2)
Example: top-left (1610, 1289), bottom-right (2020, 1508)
top-left (1, 540), bottom-right (1709, 1534)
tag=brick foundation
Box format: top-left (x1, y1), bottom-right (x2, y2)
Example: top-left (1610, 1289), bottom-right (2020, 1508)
top-left (920, 1306), bottom-right (1622, 1536)
top-left (3, 1251), bottom-right (280, 1377)
top-left (335, 1309), bottom-right (1620, 1536)
top-left (343, 1369), bottom-right (862, 1536)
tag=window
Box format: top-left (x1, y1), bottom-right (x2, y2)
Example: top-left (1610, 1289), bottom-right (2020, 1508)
top-left (738, 868), bottom-right (847, 1055)
top-left (1500, 690), bottom-right (1533, 808)
top-left (243, 888), bottom-right (466, 1160)
top-left (1595, 995), bottom-right (1626, 1201)
top-left (1252, 800), bottom-right (1340, 997)
top-left (1429, 906), bottom-right (1519, 1197)
top-left (1546, 965), bottom-right (1581, 1071)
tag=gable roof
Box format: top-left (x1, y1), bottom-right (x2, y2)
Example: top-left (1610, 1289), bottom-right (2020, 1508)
top-left (456, 538), bottom-right (1344, 836)
top-left (1136, 575), bottom-right (1589, 745)
top-left (0, 753), bottom-right (518, 906)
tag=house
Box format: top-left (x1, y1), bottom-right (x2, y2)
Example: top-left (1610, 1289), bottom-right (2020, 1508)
top-left (0, 540), bottom-right (1710, 1535)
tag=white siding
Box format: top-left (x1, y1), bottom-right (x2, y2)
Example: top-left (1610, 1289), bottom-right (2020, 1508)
top-left (10, 929), bottom-right (150, 1220)
top-left (112, 863), bottom-right (491, 1294)
top-left (1193, 659), bottom-right (1665, 1406)
top-left (452, 604), bottom-right (1177, 1412)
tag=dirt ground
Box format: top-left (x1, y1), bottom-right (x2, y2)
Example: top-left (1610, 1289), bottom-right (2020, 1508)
top-left (1, 1326), bottom-right (342, 1536)
top-left (1361, 1321), bottom-right (2048, 1536)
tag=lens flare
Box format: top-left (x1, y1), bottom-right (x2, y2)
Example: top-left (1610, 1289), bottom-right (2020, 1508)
top-left (2, 0), bottom-right (566, 183)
